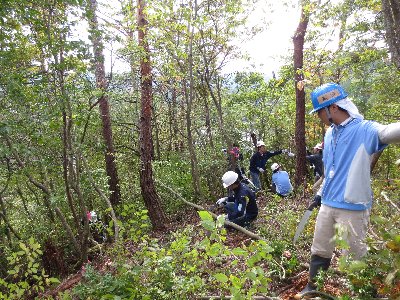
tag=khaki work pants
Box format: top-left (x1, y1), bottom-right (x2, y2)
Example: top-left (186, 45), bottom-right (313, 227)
top-left (311, 204), bottom-right (370, 260)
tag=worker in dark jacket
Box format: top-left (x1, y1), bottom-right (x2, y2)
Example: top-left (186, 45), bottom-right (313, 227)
top-left (216, 171), bottom-right (258, 227)
top-left (249, 140), bottom-right (286, 190)
top-left (306, 142), bottom-right (324, 182)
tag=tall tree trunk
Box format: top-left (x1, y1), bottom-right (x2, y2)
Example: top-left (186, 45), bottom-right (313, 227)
top-left (154, 111), bottom-right (161, 160)
top-left (137, 0), bottom-right (168, 230)
top-left (334, 0), bottom-right (354, 82)
top-left (382, 0), bottom-right (400, 69)
top-left (185, 0), bottom-right (201, 200)
top-left (0, 160), bottom-right (19, 241)
top-left (293, 7), bottom-right (309, 187)
top-left (87, 0), bottom-right (121, 207)
top-left (203, 94), bottom-right (214, 148)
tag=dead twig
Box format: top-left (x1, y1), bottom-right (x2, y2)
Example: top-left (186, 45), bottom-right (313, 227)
top-left (381, 191), bottom-right (400, 212)
top-left (285, 270), bottom-right (308, 281)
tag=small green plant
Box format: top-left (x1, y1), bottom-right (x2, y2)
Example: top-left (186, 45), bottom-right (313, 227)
top-left (0, 237), bottom-right (59, 299)
top-left (335, 209), bottom-right (400, 299)
top-left (109, 204), bottom-right (151, 242)
top-left (338, 256), bottom-right (379, 299)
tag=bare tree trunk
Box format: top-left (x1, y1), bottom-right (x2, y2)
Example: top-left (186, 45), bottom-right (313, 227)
top-left (137, 0), bottom-right (168, 230)
top-left (56, 33), bottom-right (89, 264)
top-left (370, 150), bottom-right (384, 174)
top-left (153, 111), bottom-right (161, 160)
top-left (0, 210), bottom-right (21, 240)
top-left (333, 0), bottom-right (354, 82)
top-left (0, 163), bottom-right (19, 241)
top-left (87, 0), bottom-right (121, 207)
top-left (382, 0), bottom-right (400, 69)
top-left (293, 7), bottom-right (309, 187)
top-left (185, 0), bottom-right (201, 200)
top-left (198, 77), bottom-right (214, 148)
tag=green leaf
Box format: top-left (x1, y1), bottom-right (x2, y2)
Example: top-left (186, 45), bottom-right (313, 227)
top-left (232, 248), bottom-right (247, 256)
top-left (229, 275), bottom-right (242, 288)
top-left (48, 277), bottom-right (60, 284)
top-left (208, 243), bottom-right (222, 256)
top-left (246, 271), bottom-right (257, 281)
top-left (19, 243), bottom-right (28, 252)
top-left (201, 220), bottom-right (215, 231)
top-left (214, 273), bottom-right (229, 283)
top-left (348, 260), bottom-right (367, 272)
top-left (198, 210), bottom-right (213, 221)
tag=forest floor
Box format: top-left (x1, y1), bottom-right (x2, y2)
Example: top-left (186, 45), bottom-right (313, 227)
top-left (44, 189), bottom-right (370, 300)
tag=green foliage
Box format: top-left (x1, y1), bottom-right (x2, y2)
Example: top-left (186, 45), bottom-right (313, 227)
top-left (336, 190), bottom-right (400, 299)
top-left (153, 155), bottom-right (194, 212)
top-left (72, 211), bottom-right (296, 299)
top-left (339, 256), bottom-right (380, 299)
top-left (0, 0), bottom-right (399, 298)
top-left (73, 227), bottom-right (207, 299)
top-left (112, 204), bottom-right (151, 242)
top-left (0, 238), bottom-right (59, 299)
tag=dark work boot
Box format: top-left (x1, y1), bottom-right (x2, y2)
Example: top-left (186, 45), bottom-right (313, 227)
top-left (294, 254), bottom-right (331, 299)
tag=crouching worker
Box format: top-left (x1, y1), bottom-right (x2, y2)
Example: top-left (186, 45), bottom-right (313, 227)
top-left (270, 163), bottom-right (293, 197)
top-left (215, 171), bottom-right (258, 227)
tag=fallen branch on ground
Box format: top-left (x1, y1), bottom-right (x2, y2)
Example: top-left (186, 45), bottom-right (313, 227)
top-left (381, 191), bottom-right (400, 212)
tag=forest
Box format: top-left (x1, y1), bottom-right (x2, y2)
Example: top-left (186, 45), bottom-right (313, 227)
top-left (0, 0), bottom-right (399, 299)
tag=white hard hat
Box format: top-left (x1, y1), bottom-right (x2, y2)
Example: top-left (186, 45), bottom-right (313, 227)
top-left (90, 211), bottom-right (98, 222)
top-left (256, 140), bottom-right (265, 147)
top-left (221, 171), bottom-right (239, 188)
top-left (313, 143), bottom-right (323, 150)
top-left (271, 163), bottom-right (280, 172)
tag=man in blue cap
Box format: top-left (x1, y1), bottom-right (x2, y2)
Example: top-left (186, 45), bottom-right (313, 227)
top-left (295, 82), bottom-right (400, 299)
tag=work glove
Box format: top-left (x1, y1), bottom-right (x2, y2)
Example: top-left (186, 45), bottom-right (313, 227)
top-left (307, 195), bottom-right (322, 211)
top-left (257, 167), bottom-right (265, 173)
top-left (216, 197), bottom-right (228, 207)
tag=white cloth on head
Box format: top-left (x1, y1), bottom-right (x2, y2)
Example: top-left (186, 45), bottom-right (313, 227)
top-left (335, 98), bottom-right (364, 120)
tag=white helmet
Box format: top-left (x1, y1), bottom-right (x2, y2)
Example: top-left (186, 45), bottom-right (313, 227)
top-left (271, 163), bottom-right (280, 172)
top-left (313, 143), bottom-right (323, 150)
top-left (256, 140), bottom-right (265, 147)
top-left (221, 171), bottom-right (239, 188)
top-left (90, 211), bottom-right (98, 222)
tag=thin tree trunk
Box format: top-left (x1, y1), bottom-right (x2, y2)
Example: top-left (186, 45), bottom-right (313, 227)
top-left (334, 0), bottom-right (354, 82)
top-left (87, 0), bottom-right (121, 207)
top-left (185, 0), bottom-right (201, 200)
top-left (137, 0), bottom-right (168, 230)
top-left (0, 163), bottom-right (18, 241)
top-left (293, 7), bottom-right (309, 187)
top-left (0, 210), bottom-right (21, 240)
top-left (382, 0), bottom-right (400, 69)
top-left (172, 87), bottom-right (182, 151)
top-left (154, 111), bottom-right (161, 160)
top-left (203, 95), bottom-right (214, 148)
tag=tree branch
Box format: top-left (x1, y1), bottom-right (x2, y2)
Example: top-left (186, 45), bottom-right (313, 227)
top-left (156, 180), bottom-right (265, 241)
